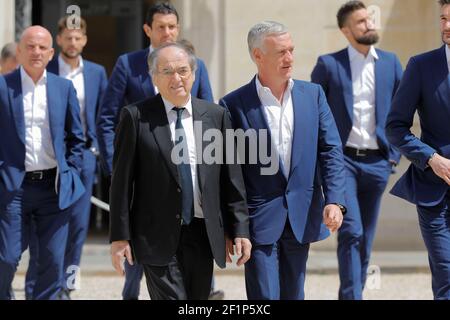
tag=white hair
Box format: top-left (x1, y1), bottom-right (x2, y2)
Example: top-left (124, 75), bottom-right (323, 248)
top-left (247, 21), bottom-right (288, 61)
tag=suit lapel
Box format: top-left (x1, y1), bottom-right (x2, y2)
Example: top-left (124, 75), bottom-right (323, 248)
top-left (432, 46), bottom-right (450, 111)
top-left (336, 50), bottom-right (354, 121)
top-left (141, 49), bottom-right (155, 98)
top-left (147, 96), bottom-right (180, 186)
top-left (192, 98), bottom-right (210, 193)
top-left (46, 74), bottom-right (59, 153)
top-left (7, 70), bottom-right (26, 145)
top-left (374, 50), bottom-right (386, 126)
top-left (83, 63), bottom-right (93, 126)
top-left (141, 73), bottom-right (155, 98)
top-left (289, 82), bottom-right (309, 177)
top-left (243, 78), bottom-right (272, 135)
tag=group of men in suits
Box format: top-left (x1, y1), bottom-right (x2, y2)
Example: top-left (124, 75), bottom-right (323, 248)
top-left (1, 0), bottom-right (450, 300)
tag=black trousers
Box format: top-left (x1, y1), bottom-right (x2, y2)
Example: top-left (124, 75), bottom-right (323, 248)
top-left (143, 218), bottom-right (214, 300)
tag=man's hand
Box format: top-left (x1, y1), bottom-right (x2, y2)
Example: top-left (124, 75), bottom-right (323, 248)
top-left (111, 240), bottom-right (134, 276)
top-left (226, 236), bottom-right (252, 266)
top-left (323, 204), bottom-right (343, 233)
top-left (428, 153), bottom-right (450, 185)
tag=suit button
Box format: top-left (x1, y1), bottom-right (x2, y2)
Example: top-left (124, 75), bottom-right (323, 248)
top-left (177, 188), bottom-right (181, 193)
top-left (176, 214), bottom-right (181, 219)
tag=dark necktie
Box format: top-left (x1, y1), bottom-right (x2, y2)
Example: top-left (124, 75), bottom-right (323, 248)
top-left (173, 107), bottom-right (194, 225)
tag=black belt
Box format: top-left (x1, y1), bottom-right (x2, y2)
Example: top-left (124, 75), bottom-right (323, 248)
top-left (344, 147), bottom-right (382, 158)
top-left (25, 168), bottom-right (57, 181)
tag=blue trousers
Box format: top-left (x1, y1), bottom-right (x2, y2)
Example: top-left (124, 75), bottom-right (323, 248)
top-left (25, 149), bottom-right (96, 298)
top-left (417, 196), bottom-right (450, 300)
top-left (0, 177), bottom-right (70, 300)
top-left (245, 220), bottom-right (310, 300)
top-left (337, 153), bottom-right (391, 300)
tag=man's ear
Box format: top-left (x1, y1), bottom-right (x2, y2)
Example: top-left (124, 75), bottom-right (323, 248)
top-left (143, 24), bottom-right (152, 39)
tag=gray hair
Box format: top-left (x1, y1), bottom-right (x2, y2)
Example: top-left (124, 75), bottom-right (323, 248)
top-left (1, 42), bottom-right (17, 61)
top-left (148, 42), bottom-right (197, 76)
top-left (247, 21), bottom-right (288, 60)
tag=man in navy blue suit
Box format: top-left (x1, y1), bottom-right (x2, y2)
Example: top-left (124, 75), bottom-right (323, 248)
top-left (0, 26), bottom-right (85, 300)
top-left (24, 16), bottom-right (108, 300)
top-left (220, 21), bottom-right (346, 300)
top-left (96, 2), bottom-right (215, 300)
top-left (311, 1), bottom-right (402, 300)
top-left (386, 0), bottom-right (450, 300)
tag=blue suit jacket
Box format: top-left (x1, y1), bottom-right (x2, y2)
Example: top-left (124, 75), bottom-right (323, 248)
top-left (311, 48), bottom-right (402, 164)
top-left (0, 69), bottom-right (85, 209)
top-left (386, 46), bottom-right (450, 206)
top-left (47, 57), bottom-right (108, 149)
top-left (96, 48), bottom-right (214, 174)
top-left (219, 77), bottom-right (345, 245)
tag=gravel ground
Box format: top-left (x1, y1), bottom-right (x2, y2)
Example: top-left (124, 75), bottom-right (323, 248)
top-left (11, 271), bottom-right (433, 300)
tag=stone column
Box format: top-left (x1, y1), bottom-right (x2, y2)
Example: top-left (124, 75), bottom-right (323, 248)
top-left (15, 0), bottom-right (32, 40)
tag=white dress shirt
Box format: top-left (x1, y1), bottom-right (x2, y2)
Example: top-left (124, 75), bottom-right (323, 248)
top-left (163, 96), bottom-right (203, 219)
top-left (58, 54), bottom-right (86, 136)
top-left (346, 45), bottom-right (379, 150)
top-left (446, 45), bottom-right (450, 74)
top-left (21, 67), bottom-right (58, 172)
top-left (256, 76), bottom-right (294, 179)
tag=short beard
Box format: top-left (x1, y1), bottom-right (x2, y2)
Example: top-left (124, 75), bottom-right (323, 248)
top-left (442, 33), bottom-right (450, 45)
top-left (61, 50), bottom-right (80, 60)
top-left (355, 32), bottom-right (379, 46)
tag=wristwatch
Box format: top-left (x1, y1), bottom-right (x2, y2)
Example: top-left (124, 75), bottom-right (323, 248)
top-left (334, 203), bottom-right (347, 215)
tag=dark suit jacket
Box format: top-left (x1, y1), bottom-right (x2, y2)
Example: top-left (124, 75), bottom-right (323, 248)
top-left (109, 94), bottom-right (249, 268)
top-left (386, 46), bottom-right (450, 206)
top-left (311, 48), bottom-right (402, 164)
top-left (97, 48), bottom-right (214, 175)
top-left (47, 57), bottom-right (108, 149)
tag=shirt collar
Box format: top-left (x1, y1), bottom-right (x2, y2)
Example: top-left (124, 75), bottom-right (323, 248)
top-left (446, 45), bottom-right (450, 73)
top-left (20, 66), bottom-right (47, 86)
top-left (58, 54), bottom-right (84, 74)
top-left (348, 44), bottom-right (378, 62)
top-left (162, 95), bottom-right (193, 117)
top-left (255, 76), bottom-right (294, 98)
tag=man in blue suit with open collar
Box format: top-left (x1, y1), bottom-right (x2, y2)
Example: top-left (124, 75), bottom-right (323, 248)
top-left (311, 1), bottom-right (402, 300)
top-left (96, 2), bottom-right (214, 300)
top-left (0, 26), bottom-right (85, 300)
top-left (24, 16), bottom-right (108, 300)
top-left (386, 0), bottom-right (450, 300)
top-left (220, 21), bottom-right (346, 300)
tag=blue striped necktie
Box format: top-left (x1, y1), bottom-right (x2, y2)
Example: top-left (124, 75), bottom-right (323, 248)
top-left (173, 107), bottom-right (194, 225)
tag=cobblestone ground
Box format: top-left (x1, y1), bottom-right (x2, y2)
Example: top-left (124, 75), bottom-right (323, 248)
top-left (12, 272), bottom-right (433, 300)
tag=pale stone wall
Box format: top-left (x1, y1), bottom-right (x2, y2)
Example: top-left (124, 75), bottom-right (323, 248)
top-left (0, 0), bottom-right (16, 53)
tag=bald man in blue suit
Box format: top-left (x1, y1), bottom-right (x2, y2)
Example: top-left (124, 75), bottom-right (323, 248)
top-left (0, 26), bottom-right (84, 300)
top-left (311, 1), bottom-right (402, 300)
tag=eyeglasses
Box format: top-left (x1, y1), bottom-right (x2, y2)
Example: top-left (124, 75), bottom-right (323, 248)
top-left (158, 67), bottom-right (191, 78)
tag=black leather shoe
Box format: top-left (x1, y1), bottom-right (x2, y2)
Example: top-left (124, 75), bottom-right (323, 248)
top-left (208, 290), bottom-right (225, 300)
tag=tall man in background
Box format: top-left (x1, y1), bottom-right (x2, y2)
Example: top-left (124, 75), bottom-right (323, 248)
top-left (311, 0), bottom-right (402, 300)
